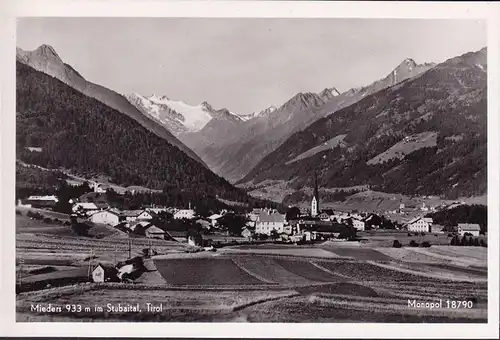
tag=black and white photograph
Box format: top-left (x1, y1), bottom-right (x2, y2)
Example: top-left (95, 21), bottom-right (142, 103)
top-left (2, 1), bottom-right (499, 336)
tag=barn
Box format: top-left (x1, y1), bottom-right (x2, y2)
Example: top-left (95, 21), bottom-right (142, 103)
top-left (92, 263), bottom-right (119, 283)
top-left (89, 210), bottom-right (120, 226)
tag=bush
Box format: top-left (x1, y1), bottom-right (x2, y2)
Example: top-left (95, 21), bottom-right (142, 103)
top-left (15, 210), bottom-right (23, 216)
top-left (420, 232), bottom-right (426, 236)
top-left (473, 238), bottom-right (480, 247)
top-left (480, 239), bottom-right (487, 247)
top-left (447, 233), bottom-right (453, 237)
top-left (392, 240), bottom-right (402, 248)
top-left (421, 241), bottom-right (431, 248)
top-left (407, 232), bottom-right (412, 236)
top-left (459, 235), bottom-right (467, 246)
top-left (409, 240), bottom-right (419, 247)
top-left (43, 217), bottom-right (53, 223)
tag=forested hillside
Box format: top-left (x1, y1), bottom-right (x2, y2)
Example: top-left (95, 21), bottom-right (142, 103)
top-left (240, 48), bottom-right (487, 200)
top-left (16, 62), bottom-right (252, 206)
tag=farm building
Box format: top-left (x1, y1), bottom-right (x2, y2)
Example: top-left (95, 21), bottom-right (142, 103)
top-left (208, 214), bottom-right (223, 227)
top-left (89, 210), bottom-right (120, 226)
top-left (255, 212), bottom-right (287, 235)
top-left (351, 217), bottom-right (366, 231)
top-left (430, 224), bottom-right (445, 234)
top-left (72, 202), bottom-right (99, 216)
top-left (144, 206), bottom-right (168, 214)
top-left (174, 209), bottom-right (196, 220)
top-left (406, 217), bottom-right (433, 233)
top-left (145, 225), bottom-right (166, 240)
top-left (23, 195), bottom-right (59, 208)
top-left (457, 223), bottom-right (481, 236)
top-left (92, 263), bottom-right (119, 283)
top-left (121, 209), bottom-right (154, 222)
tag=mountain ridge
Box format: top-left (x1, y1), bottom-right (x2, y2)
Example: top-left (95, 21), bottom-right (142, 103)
top-left (16, 45), bottom-right (204, 166)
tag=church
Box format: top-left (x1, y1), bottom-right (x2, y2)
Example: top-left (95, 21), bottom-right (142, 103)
top-left (311, 173), bottom-right (320, 217)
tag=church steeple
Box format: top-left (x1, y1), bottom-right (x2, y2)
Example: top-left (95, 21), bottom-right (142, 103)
top-left (311, 172), bottom-right (320, 217)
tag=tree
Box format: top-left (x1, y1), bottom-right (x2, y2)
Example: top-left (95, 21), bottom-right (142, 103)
top-left (270, 229), bottom-right (279, 241)
top-left (392, 240), bottom-right (402, 248)
top-left (473, 238), bottom-right (480, 247)
top-left (217, 214), bottom-right (248, 236)
top-left (421, 241), bottom-right (431, 248)
top-left (409, 240), bottom-right (419, 247)
top-left (285, 206), bottom-right (301, 221)
top-left (459, 235), bottom-right (467, 246)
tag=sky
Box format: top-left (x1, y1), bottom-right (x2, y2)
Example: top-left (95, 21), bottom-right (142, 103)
top-left (17, 18), bottom-right (486, 114)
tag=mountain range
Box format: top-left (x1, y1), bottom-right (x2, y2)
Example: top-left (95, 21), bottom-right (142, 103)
top-left (130, 57), bottom-right (435, 182)
top-left (16, 45), bottom-right (203, 165)
top-left (240, 48), bottom-right (487, 200)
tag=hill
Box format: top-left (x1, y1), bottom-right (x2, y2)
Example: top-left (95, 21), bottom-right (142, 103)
top-left (16, 45), bottom-right (203, 165)
top-left (16, 61), bottom-right (253, 207)
top-left (240, 48), bottom-right (487, 200)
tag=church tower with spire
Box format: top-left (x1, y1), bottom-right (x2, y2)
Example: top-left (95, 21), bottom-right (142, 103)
top-left (311, 172), bottom-right (319, 217)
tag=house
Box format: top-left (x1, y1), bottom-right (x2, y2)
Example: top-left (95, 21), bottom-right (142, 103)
top-left (255, 213), bottom-right (287, 235)
top-left (351, 217), bottom-right (365, 231)
top-left (128, 221), bottom-right (151, 234)
top-left (144, 225), bottom-right (166, 240)
top-left (196, 218), bottom-right (211, 229)
top-left (208, 214), bottom-right (223, 227)
top-left (406, 217), bottom-right (433, 233)
top-left (91, 182), bottom-right (110, 193)
top-left (248, 208), bottom-right (277, 221)
top-left (72, 202), bottom-right (99, 216)
top-left (174, 209), bottom-right (196, 220)
top-left (121, 210), bottom-right (153, 222)
top-left (318, 212), bottom-right (331, 221)
top-left (457, 223), bottom-right (481, 236)
top-left (145, 206), bottom-right (168, 214)
top-left (241, 227), bottom-right (252, 239)
top-left (430, 224), bottom-right (445, 234)
top-left (92, 263), bottom-right (118, 283)
top-left (24, 195), bottom-right (59, 208)
top-left (89, 210), bottom-right (121, 226)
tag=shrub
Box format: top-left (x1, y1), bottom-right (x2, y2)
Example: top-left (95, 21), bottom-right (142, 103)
top-left (15, 210), bottom-right (23, 216)
top-left (421, 241), bottom-right (431, 248)
top-left (392, 240), bottom-right (402, 248)
top-left (480, 239), bottom-right (487, 247)
top-left (409, 240), bottom-right (419, 247)
top-left (447, 233), bottom-right (453, 237)
top-left (407, 233), bottom-right (412, 236)
top-left (43, 217), bottom-right (53, 223)
top-left (473, 238), bottom-right (480, 247)
top-left (459, 235), bottom-right (467, 246)
top-left (420, 232), bottom-right (426, 236)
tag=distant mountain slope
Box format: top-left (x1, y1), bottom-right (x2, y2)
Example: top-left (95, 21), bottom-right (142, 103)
top-left (16, 61), bottom-right (252, 204)
top-left (240, 48), bottom-right (487, 200)
top-left (16, 45), bottom-right (203, 165)
top-left (126, 93), bottom-right (245, 135)
top-left (182, 58), bottom-right (435, 182)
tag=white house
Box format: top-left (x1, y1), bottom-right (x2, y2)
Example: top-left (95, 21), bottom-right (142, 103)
top-left (407, 217), bottom-right (433, 233)
top-left (92, 263), bottom-right (118, 283)
top-left (174, 209), bottom-right (196, 220)
top-left (208, 214), bottom-right (222, 227)
top-left (457, 223), bottom-right (481, 236)
top-left (89, 210), bottom-right (120, 226)
top-left (352, 218), bottom-right (365, 231)
top-left (27, 195), bottom-right (59, 202)
top-left (121, 210), bottom-right (153, 222)
top-left (72, 202), bottom-right (99, 216)
top-left (255, 213), bottom-right (287, 235)
top-left (145, 225), bottom-right (166, 240)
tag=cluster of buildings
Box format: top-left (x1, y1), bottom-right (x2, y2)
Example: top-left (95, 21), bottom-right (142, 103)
top-left (403, 216), bottom-right (481, 236)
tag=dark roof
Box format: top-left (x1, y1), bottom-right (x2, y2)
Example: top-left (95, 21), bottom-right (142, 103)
top-left (121, 209), bottom-right (146, 217)
top-left (257, 213), bottom-right (286, 223)
top-left (321, 209), bottom-right (334, 215)
top-left (94, 262), bottom-right (118, 275)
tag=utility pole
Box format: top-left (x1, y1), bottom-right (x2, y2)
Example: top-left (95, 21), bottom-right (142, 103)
top-left (128, 235), bottom-right (132, 259)
top-left (87, 248), bottom-right (93, 280)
